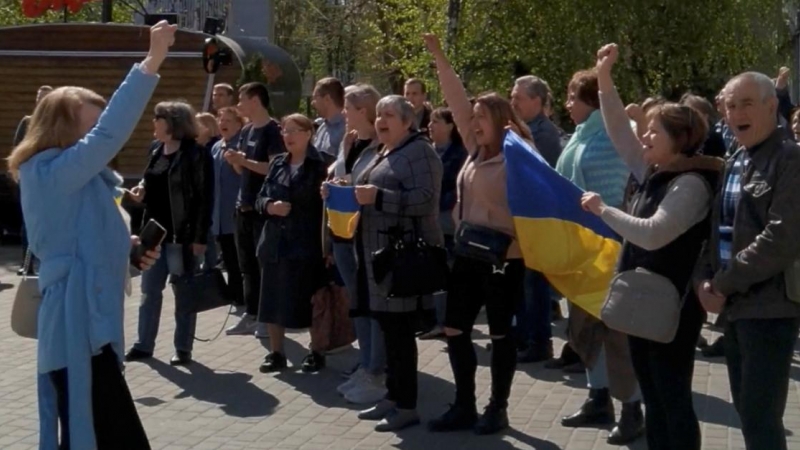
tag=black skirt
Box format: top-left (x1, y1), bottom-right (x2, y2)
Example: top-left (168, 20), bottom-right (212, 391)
top-left (258, 258), bottom-right (323, 328)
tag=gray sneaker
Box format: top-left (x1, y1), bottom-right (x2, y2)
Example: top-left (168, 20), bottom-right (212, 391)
top-left (226, 314), bottom-right (257, 336)
top-left (358, 399), bottom-right (396, 421)
top-left (375, 408), bottom-right (420, 432)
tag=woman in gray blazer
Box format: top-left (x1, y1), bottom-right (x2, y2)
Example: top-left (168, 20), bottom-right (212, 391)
top-left (352, 95), bottom-right (443, 432)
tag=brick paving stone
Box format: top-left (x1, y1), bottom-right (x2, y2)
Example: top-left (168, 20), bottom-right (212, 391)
top-left (2, 245), bottom-right (800, 449)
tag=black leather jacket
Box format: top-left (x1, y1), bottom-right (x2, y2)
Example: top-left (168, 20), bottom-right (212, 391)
top-left (140, 139), bottom-right (213, 246)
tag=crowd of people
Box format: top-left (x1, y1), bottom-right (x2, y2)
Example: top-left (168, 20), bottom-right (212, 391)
top-left (5, 21), bottom-right (800, 450)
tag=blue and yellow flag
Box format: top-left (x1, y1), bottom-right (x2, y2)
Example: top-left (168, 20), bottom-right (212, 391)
top-left (326, 184), bottom-right (360, 239)
top-left (505, 131), bottom-right (622, 318)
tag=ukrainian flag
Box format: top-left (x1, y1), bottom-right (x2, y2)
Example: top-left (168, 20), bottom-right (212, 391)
top-left (505, 131), bottom-right (621, 319)
top-left (326, 184), bottom-right (360, 239)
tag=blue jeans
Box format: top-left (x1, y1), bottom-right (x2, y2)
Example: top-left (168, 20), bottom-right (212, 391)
top-left (134, 243), bottom-right (199, 353)
top-left (354, 317), bottom-right (387, 374)
top-left (333, 242), bottom-right (386, 374)
top-left (515, 269), bottom-right (552, 345)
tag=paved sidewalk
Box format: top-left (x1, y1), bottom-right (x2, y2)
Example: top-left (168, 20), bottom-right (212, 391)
top-left (0, 245), bottom-right (798, 450)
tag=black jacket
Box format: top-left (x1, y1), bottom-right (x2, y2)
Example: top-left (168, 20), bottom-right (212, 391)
top-left (141, 139), bottom-right (213, 246)
top-left (255, 145), bottom-right (332, 263)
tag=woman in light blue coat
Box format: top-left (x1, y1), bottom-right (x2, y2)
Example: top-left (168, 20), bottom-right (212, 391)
top-left (6, 22), bottom-right (175, 450)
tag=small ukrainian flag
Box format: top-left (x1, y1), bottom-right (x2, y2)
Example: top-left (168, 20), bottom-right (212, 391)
top-left (326, 184), bottom-right (360, 239)
top-left (504, 131), bottom-right (622, 319)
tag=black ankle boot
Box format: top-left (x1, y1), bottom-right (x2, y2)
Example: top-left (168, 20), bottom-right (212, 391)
top-left (607, 401), bottom-right (644, 445)
top-left (428, 403), bottom-right (478, 432)
top-left (561, 388), bottom-right (615, 428)
top-left (474, 401), bottom-right (509, 435)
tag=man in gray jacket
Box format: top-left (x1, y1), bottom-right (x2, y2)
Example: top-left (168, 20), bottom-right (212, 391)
top-left (697, 71), bottom-right (800, 450)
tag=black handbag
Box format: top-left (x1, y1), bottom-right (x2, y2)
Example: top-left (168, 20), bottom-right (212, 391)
top-left (172, 269), bottom-right (232, 314)
top-left (362, 139), bottom-right (449, 298)
top-left (372, 223), bottom-right (449, 298)
top-left (452, 152), bottom-right (513, 266)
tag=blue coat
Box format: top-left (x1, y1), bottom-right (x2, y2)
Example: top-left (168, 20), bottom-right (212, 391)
top-left (19, 65), bottom-right (158, 450)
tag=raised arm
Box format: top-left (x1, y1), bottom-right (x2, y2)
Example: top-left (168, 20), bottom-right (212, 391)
top-left (41, 21), bottom-right (176, 194)
top-left (596, 44), bottom-right (649, 183)
top-left (423, 34), bottom-right (475, 153)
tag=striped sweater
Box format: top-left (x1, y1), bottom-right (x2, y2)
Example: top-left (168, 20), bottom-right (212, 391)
top-left (556, 109), bottom-right (630, 208)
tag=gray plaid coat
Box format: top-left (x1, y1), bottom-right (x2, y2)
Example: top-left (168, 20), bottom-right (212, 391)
top-left (354, 132), bottom-right (444, 313)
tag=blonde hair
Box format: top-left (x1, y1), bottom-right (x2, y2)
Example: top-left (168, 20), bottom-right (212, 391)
top-left (7, 86), bottom-right (106, 180)
top-left (217, 106), bottom-right (245, 126)
top-left (345, 83), bottom-right (381, 124)
top-left (196, 112), bottom-right (220, 137)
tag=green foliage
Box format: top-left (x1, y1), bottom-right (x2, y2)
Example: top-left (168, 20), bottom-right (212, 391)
top-left (274, 0), bottom-right (799, 127)
top-left (236, 53), bottom-right (270, 88)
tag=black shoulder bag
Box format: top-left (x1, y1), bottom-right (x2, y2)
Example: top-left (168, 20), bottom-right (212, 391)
top-left (452, 151), bottom-right (514, 266)
top-left (364, 141), bottom-right (449, 298)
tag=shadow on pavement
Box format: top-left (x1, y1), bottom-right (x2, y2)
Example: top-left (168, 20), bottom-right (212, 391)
top-left (141, 358), bottom-right (279, 418)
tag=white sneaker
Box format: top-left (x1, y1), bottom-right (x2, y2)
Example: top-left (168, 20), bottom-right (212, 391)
top-left (254, 322), bottom-right (269, 339)
top-left (345, 374), bottom-right (388, 405)
top-left (226, 314), bottom-right (257, 336)
top-left (337, 368), bottom-right (367, 396)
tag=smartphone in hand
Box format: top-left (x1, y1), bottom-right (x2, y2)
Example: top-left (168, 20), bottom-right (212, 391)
top-left (131, 219), bottom-right (167, 268)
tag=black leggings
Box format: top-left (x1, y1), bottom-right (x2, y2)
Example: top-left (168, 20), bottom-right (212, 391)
top-left (444, 257), bottom-right (525, 409)
top-left (50, 345), bottom-right (150, 450)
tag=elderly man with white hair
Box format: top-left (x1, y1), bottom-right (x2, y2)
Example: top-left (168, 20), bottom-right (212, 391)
top-left (696, 71), bottom-right (800, 450)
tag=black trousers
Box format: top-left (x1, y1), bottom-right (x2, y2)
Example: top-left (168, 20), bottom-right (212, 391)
top-left (725, 317), bottom-right (800, 450)
top-left (628, 296), bottom-right (704, 450)
top-left (50, 345), bottom-right (150, 450)
top-left (217, 233), bottom-right (244, 305)
top-left (234, 210), bottom-right (264, 316)
top-left (377, 313), bottom-right (419, 410)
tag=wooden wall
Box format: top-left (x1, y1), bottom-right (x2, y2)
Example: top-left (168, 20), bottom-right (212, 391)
top-left (0, 24), bottom-right (240, 177)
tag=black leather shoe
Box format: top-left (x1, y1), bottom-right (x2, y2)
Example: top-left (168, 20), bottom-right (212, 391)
top-left (561, 388), bottom-right (615, 428)
top-left (301, 351), bottom-right (326, 373)
top-left (474, 402), bottom-right (509, 435)
top-left (607, 401), bottom-right (644, 445)
top-left (170, 351), bottom-right (192, 366)
top-left (124, 348), bottom-right (153, 362)
top-left (428, 403), bottom-right (478, 432)
top-left (517, 340), bottom-right (554, 364)
top-left (259, 352), bottom-right (288, 373)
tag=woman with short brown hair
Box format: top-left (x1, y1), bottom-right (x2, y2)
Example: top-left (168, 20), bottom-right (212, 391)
top-left (587, 43), bottom-right (723, 450)
top-left (557, 67), bottom-right (643, 445)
